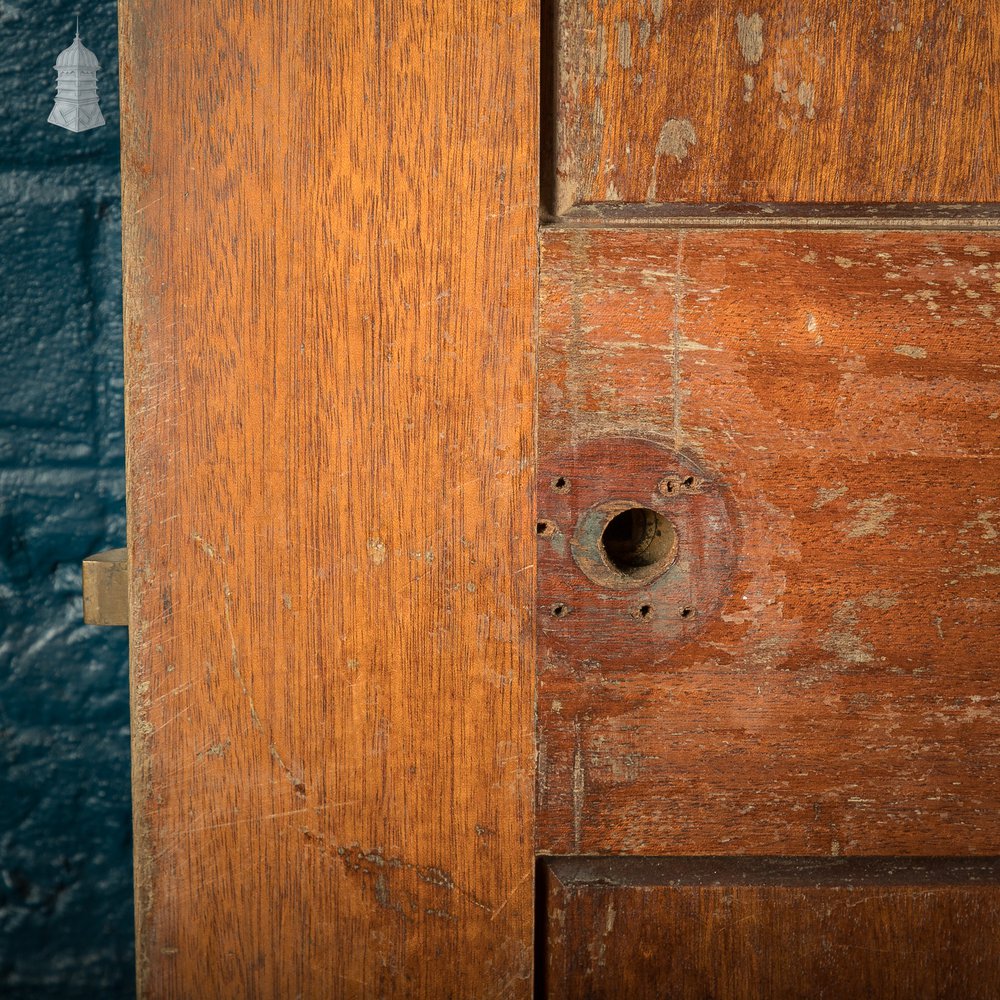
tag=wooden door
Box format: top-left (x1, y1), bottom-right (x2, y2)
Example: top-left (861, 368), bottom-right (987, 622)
top-left (535, 1), bottom-right (1000, 996)
top-left (119, 1), bottom-right (1000, 997)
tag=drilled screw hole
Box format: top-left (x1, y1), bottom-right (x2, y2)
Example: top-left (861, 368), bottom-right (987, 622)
top-left (638, 603), bottom-right (653, 619)
top-left (551, 603), bottom-right (569, 619)
top-left (600, 507), bottom-right (676, 579)
top-left (659, 474), bottom-right (701, 495)
top-left (552, 476), bottom-right (569, 493)
top-left (537, 520), bottom-right (554, 536)
top-left (680, 606), bottom-right (694, 619)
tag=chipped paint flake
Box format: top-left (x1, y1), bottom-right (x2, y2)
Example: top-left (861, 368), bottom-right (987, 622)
top-left (822, 600), bottom-right (875, 665)
top-left (845, 494), bottom-right (897, 539)
top-left (797, 80), bottom-right (816, 119)
top-left (656, 118), bottom-right (696, 161)
top-left (677, 336), bottom-right (721, 352)
top-left (616, 21), bottom-right (632, 69)
top-left (735, 12), bottom-right (764, 65)
top-left (646, 119), bottom-right (697, 201)
top-left (572, 742), bottom-right (585, 849)
top-left (862, 590), bottom-right (900, 610)
top-left (971, 512), bottom-right (999, 541)
top-left (894, 344), bottom-right (927, 359)
top-left (813, 484), bottom-right (847, 510)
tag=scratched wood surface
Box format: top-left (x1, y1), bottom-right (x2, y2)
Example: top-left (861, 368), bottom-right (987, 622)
top-left (536, 226), bottom-right (1000, 855)
top-left (119, 2), bottom-right (537, 996)
top-left (541, 857), bottom-right (1000, 998)
top-left (548, 0), bottom-right (1000, 211)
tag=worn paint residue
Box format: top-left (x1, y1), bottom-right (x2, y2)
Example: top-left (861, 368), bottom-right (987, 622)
top-left (657, 118), bottom-right (696, 161)
top-left (821, 600), bottom-right (875, 666)
top-left (595, 22), bottom-right (608, 81)
top-left (813, 484), bottom-right (847, 510)
top-left (969, 512), bottom-right (999, 541)
top-left (646, 119), bottom-right (697, 201)
top-left (617, 21), bottom-right (632, 69)
top-left (572, 741), bottom-right (585, 850)
top-left (773, 70), bottom-right (790, 103)
top-left (862, 590), bottom-right (900, 610)
top-left (735, 12), bottom-right (764, 65)
top-left (894, 344), bottom-right (927, 359)
top-left (797, 80), bottom-right (816, 119)
top-left (845, 494), bottom-right (897, 539)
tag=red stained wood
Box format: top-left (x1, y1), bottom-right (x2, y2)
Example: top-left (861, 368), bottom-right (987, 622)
top-left (537, 226), bottom-right (1000, 855)
top-left (542, 856), bottom-right (1000, 999)
top-left (549, 0), bottom-right (1000, 210)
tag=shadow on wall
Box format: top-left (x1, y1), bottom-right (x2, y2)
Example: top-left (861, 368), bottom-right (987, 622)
top-left (0, 2), bottom-right (134, 997)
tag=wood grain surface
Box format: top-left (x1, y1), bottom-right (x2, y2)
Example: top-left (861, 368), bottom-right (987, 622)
top-left (541, 856), bottom-right (1000, 999)
top-left (119, 2), bottom-right (537, 996)
top-left (549, 0), bottom-right (1000, 211)
top-left (537, 226), bottom-right (1000, 855)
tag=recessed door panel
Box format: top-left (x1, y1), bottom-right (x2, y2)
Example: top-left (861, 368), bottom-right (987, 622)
top-left (548, 0), bottom-right (999, 210)
top-left (537, 226), bottom-right (1000, 855)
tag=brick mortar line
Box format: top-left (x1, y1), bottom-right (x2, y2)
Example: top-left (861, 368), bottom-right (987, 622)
top-left (0, 162), bottom-right (121, 204)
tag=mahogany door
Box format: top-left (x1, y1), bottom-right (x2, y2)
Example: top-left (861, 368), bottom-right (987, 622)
top-left (118, 1), bottom-right (999, 996)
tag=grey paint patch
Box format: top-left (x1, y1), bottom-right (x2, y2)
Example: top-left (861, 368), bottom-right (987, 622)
top-left (813, 484), bottom-right (847, 510)
top-left (617, 21), bottom-right (632, 69)
top-left (646, 119), bottom-right (697, 201)
top-left (773, 70), bottom-right (791, 103)
top-left (656, 118), bottom-right (697, 161)
top-left (595, 22), bottom-right (607, 81)
top-left (845, 494), bottom-right (898, 539)
top-left (862, 590), bottom-right (900, 610)
top-left (797, 80), bottom-right (816, 119)
top-left (735, 12), bottom-right (764, 65)
top-left (822, 600), bottom-right (875, 666)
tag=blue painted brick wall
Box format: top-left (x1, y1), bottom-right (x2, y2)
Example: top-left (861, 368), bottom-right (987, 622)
top-left (1, 2), bottom-right (133, 996)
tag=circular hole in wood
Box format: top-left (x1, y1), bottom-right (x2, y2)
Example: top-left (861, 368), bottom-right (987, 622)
top-left (600, 507), bottom-right (676, 580)
top-left (571, 501), bottom-right (679, 590)
top-left (551, 603), bottom-right (569, 618)
top-left (552, 476), bottom-right (569, 493)
top-left (537, 520), bottom-right (554, 537)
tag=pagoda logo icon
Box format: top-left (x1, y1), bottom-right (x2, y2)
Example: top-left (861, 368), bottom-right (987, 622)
top-left (49, 19), bottom-right (106, 133)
